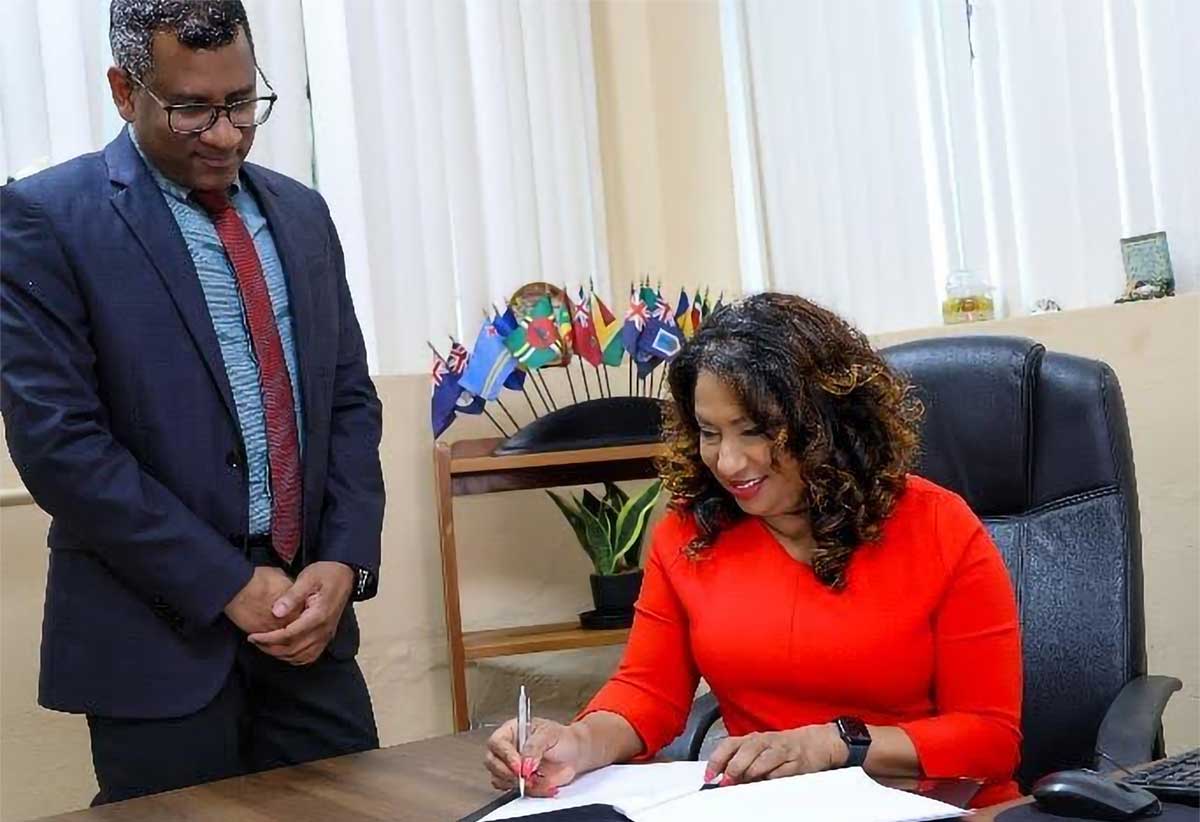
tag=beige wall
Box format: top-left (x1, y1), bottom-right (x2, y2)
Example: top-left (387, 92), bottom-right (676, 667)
top-left (592, 0), bottom-right (742, 300)
top-left (2, 1), bottom-right (1197, 818)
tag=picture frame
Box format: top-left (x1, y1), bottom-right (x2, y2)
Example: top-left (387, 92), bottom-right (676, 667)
top-left (1117, 231), bottom-right (1174, 303)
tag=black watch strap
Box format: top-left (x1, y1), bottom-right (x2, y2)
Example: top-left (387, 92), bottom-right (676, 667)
top-left (350, 565), bottom-right (377, 601)
top-left (834, 716), bottom-right (871, 768)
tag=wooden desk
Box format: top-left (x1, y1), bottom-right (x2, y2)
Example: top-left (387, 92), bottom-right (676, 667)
top-left (37, 729), bottom-right (1029, 821)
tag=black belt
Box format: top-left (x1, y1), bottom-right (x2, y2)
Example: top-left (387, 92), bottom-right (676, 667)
top-left (229, 533), bottom-right (273, 549)
top-left (229, 533), bottom-right (286, 568)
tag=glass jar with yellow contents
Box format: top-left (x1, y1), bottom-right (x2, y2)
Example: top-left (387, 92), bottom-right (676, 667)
top-left (942, 269), bottom-right (995, 325)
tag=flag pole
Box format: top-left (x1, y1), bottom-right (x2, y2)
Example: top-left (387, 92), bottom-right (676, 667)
top-left (536, 370), bottom-right (559, 411)
top-left (495, 397), bottom-right (520, 430)
top-left (519, 379), bottom-right (542, 419)
top-left (564, 362), bottom-right (579, 405)
top-left (534, 370), bottom-right (556, 412)
top-left (602, 364), bottom-right (613, 397)
top-left (577, 356), bottom-right (591, 401)
top-left (528, 370), bottom-right (553, 414)
top-left (648, 368), bottom-right (655, 398)
top-left (591, 363), bottom-right (605, 398)
top-left (481, 407), bottom-right (510, 437)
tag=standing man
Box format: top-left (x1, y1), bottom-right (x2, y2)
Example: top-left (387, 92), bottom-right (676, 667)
top-left (1, 1), bottom-right (384, 804)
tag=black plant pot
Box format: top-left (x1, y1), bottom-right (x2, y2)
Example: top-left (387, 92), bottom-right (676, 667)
top-left (580, 570), bottom-right (644, 630)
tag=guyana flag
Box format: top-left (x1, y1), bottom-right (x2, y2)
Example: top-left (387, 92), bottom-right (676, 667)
top-left (592, 293), bottom-right (625, 367)
top-left (504, 295), bottom-right (561, 369)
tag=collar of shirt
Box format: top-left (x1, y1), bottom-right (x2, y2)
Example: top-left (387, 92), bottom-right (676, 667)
top-left (127, 125), bottom-right (243, 205)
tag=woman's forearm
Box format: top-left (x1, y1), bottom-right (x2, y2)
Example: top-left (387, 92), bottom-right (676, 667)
top-left (571, 711), bottom-right (645, 774)
top-left (863, 725), bottom-right (920, 778)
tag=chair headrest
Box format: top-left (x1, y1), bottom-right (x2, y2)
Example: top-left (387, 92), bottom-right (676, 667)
top-left (882, 336), bottom-right (1043, 516)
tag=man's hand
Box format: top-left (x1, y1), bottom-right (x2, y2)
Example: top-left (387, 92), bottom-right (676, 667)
top-left (247, 561), bottom-right (355, 666)
top-left (705, 724), bottom-right (848, 786)
top-left (223, 566), bottom-right (294, 635)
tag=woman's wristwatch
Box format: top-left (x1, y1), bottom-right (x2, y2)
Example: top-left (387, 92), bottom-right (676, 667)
top-left (833, 716), bottom-right (872, 767)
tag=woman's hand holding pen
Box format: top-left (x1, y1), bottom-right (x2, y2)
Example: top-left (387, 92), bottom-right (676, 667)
top-left (485, 718), bottom-right (583, 797)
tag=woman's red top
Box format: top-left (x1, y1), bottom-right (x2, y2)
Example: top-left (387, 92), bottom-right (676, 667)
top-left (582, 476), bottom-right (1023, 806)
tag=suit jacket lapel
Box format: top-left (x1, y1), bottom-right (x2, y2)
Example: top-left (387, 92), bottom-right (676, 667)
top-left (105, 131), bottom-right (240, 429)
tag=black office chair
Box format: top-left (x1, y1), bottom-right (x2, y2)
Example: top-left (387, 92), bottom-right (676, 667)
top-left (664, 336), bottom-right (1181, 789)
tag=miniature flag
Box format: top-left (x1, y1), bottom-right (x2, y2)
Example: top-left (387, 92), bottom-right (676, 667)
top-left (504, 295), bottom-right (561, 370)
top-left (675, 288), bottom-right (693, 339)
top-left (431, 354), bottom-right (483, 436)
top-left (570, 287), bottom-right (604, 367)
top-left (621, 284), bottom-right (648, 356)
top-left (459, 319), bottom-right (518, 400)
top-left (592, 293), bottom-right (625, 367)
top-left (492, 307), bottom-right (528, 390)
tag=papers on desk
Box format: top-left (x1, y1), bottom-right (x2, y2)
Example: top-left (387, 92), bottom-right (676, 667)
top-left (481, 761), bottom-right (707, 820)
top-left (481, 762), bottom-right (967, 822)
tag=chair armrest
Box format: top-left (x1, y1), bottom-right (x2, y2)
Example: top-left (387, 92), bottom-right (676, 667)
top-left (1095, 674), bottom-right (1183, 770)
top-left (659, 691), bottom-right (721, 761)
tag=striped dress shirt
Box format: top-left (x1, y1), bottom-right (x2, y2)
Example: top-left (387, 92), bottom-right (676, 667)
top-left (130, 128), bottom-right (304, 536)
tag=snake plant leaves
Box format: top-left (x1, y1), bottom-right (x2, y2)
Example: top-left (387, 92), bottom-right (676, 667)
top-left (611, 480), bottom-right (662, 572)
top-left (546, 490), bottom-right (593, 562)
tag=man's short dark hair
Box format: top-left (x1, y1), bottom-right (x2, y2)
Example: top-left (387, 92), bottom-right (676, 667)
top-left (109, 0), bottom-right (256, 80)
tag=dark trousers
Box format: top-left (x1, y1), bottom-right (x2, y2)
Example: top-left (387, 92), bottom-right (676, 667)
top-left (87, 639), bottom-right (378, 805)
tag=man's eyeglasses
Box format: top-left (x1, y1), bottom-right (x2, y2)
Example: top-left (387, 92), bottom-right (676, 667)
top-left (127, 68), bottom-right (278, 135)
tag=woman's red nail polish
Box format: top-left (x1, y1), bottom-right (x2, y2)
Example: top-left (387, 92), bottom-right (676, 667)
top-left (704, 768), bottom-right (715, 782)
top-left (719, 776), bottom-right (735, 787)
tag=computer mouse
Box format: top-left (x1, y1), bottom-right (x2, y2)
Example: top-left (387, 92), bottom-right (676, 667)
top-left (1032, 768), bottom-right (1161, 820)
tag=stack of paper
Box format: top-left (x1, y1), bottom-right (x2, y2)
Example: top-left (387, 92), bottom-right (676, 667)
top-left (482, 761), bottom-right (708, 820)
top-left (482, 763), bottom-right (966, 822)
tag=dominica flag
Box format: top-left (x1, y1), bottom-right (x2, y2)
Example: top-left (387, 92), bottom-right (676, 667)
top-left (504, 295), bottom-right (562, 370)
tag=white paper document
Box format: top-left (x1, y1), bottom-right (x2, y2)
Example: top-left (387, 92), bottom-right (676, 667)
top-left (482, 763), bottom-right (967, 822)
top-left (481, 761), bottom-right (708, 820)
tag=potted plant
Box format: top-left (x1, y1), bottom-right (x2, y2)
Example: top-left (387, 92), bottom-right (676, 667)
top-left (547, 480), bottom-right (662, 629)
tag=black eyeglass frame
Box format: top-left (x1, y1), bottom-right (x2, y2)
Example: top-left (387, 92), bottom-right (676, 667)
top-left (126, 66), bottom-right (278, 135)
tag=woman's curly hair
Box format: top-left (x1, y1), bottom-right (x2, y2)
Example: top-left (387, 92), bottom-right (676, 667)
top-left (658, 292), bottom-right (922, 588)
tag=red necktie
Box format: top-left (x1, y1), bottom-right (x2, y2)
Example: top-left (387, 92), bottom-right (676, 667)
top-left (193, 189), bottom-right (302, 564)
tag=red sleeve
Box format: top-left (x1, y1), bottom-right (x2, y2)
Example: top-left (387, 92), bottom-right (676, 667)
top-left (898, 496), bottom-right (1023, 782)
top-left (578, 513), bottom-right (700, 759)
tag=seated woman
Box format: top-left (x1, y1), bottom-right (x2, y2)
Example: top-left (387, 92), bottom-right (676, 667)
top-left (485, 293), bottom-right (1022, 806)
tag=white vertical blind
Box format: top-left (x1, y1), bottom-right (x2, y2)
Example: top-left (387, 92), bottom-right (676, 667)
top-left (2, 0), bottom-right (608, 376)
top-left (724, 0), bottom-right (1199, 329)
top-left (0, 0), bottom-right (309, 184)
top-left (726, 0), bottom-right (949, 334)
top-left (302, 0), bottom-right (610, 374)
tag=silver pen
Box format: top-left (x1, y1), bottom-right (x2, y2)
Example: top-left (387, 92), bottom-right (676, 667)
top-left (517, 685), bottom-right (530, 797)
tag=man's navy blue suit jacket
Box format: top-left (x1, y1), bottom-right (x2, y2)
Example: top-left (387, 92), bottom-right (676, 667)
top-left (0, 130), bottom-right (385, 719)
